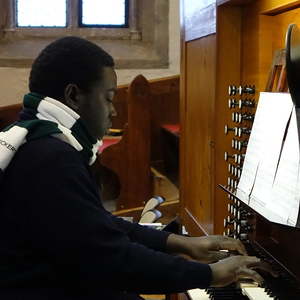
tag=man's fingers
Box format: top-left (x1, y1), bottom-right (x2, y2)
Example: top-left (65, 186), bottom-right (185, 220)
top-left (208, 250), bottom-right (230, 262)
top-left (252, 260), bottom-right (279, 278)
top-left (243, 256), bottom-right (261, 267)
top-left (235, 240), bottom-right (247, 255)
top-left (219, 236), bottom-right (247, 255)
top-left (241, 256), bottom-right (279, 278)
top-left (237, 268), bottom-right (264, 285)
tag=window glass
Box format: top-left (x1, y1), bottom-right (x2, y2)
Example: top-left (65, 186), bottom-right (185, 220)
top-left (16, 0), bottom-right (67, 27)
top-left (81, 0), bottom-right (127, 27)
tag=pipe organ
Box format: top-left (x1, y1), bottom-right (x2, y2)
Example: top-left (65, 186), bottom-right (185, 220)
top-left (180, 0), bottom-right (300, 299)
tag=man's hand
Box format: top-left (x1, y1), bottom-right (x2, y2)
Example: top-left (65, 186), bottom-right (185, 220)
top-left (166, 234), bottom-right (247, 263)
top-left (209, 255), bottom-right (277, 287)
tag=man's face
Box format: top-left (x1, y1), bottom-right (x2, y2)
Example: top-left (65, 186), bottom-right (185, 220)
top-left (77, 67), bottom-right (117, 140)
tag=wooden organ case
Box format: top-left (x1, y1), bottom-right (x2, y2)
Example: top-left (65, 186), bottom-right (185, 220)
top-left (180, 0), bottom-right (300, 299)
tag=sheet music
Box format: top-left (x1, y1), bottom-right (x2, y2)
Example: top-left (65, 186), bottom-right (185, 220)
top-left (237, 92), bottom-right (300, 227)
top-left (266, 107), bottom-right (300, 226)
top-left (288, 108), bottom-right (300, 226)
top-left (235, 188), bottom-right (250, 205)
top-left (291, 162), bottom-right (300, 227)
top-left (238, 93), bottom-right (293, 200)
top-left (236, 92), bottom-right (265, 200)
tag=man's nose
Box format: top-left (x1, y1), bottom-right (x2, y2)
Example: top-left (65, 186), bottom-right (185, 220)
top-left (111, 103), bottom-right (117, 117)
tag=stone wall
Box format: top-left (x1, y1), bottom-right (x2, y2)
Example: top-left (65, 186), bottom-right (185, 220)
top-left (0, 0), bottom-right (180, 106)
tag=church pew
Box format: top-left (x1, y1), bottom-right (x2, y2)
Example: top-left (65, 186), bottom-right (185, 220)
top-left (103, 75), bottom-right (180, 165)
top-left (149, 76), bottom-right (180, 163)
top-left (95, 75), bottom-right (152, 210)
top-left (97, 75), bottom-right (180, 210)
top-left (0, 103), bottom-right (22, 130)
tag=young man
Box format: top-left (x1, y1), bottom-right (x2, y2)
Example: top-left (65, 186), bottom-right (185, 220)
top-left (0, 37), bottom-right (271, 299)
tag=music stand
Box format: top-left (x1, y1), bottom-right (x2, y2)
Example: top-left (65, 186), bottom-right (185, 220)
top-left (286, 23), bottom-right (300, 107)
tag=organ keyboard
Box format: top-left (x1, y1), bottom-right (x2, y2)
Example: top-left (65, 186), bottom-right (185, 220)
top-left (187, 285), bottom-right (272, 300)
top-left (187, 252), bottom-right (300, 300)
top-left (185, 185), bottom-right (300, 299)
top-left (214, 185), bottom-right (300, 299)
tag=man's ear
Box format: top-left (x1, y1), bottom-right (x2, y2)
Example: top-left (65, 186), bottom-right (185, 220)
top-left (64, 84), bottom-right (83, 112)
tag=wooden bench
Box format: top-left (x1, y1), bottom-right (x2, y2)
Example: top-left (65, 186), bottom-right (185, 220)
top-left (95, 75), bottom-right (152, 210)
top-left (0, 103), bottom-right (22, 130)
top-left (98, 75), bottom-right (180, 210)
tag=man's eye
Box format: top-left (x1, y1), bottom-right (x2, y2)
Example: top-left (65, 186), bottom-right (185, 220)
top-left (107, 91), bottom-right (115, 100)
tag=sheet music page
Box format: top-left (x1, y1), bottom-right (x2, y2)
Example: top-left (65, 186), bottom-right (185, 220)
top-left (237, 92), bottom-right (300, 227)
top-left (250, 93), bottom-right (293, 208)
top-left (291, 163), bottom-right (300, 227)
top-left (265, 107), bottom-right (300, 226)
top-left (235, 188), bottom-right (250, 205)
top-left (237, 93), bottom-right (268, 197)
top-left (288, 108), bottom-right (300, 226)
top-left (237, 93), bottom-right (293, 205)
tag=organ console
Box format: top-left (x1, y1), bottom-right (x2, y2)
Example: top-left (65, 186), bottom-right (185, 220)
top-left (228, 85), bottom-right (256, 96)
top-left (228, 85), bottom-right (243, 96)
top-left (228, 98), bottom-right (238, 109)
top-left (184, 26), bottom-right (300, 300)
top-left (224, 124), bottom-right (235, 135)
top-left (232, 112), bottom-right (255, 123)
top-left (180, 1), bottom-right (300, 299)
top-left (238, 99), bottom-right (256, 109)
top-left (232, 139), bottom-right (248, 152)
top-left (223, 215), bottom-right (234, 227)
top-left (234, 127), bottom-right (251, 138)
top-left (228, 163), bottom-right (242, 178)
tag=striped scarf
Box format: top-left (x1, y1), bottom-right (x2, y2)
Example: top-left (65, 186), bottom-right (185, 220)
top-left (0, 93), bottom-right (102, 181)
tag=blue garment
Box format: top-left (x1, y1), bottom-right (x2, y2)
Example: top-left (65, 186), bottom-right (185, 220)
top-left (0, 136), bottom-right (211, 299)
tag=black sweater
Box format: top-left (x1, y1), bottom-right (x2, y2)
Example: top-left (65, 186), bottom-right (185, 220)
top-left (0, 137), bottom-right (211, 299)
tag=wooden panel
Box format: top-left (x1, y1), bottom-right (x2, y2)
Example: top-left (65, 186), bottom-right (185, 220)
top-left (241, 3), bottom-right (300, 89)
top-left (181, 207), bottom-right (209, 236)
top-left (259, 0), bottom-right (300, 14)
top-left (181, 36), bottom-right (216, 235)
top-left (183, 0), bottom-right (216, 41)
top-left (111, 85), bottom-right (128, 130)
top-left (269, 7), bottom-right (300, 49)
top-left (149, 76), bottom-right (179, 162)
top-left (214, 5), bottom-right (242, 234)
top-left (111, 76), bottom-right (179, 162)
top-left (0, 103), bottom-right (22, 129)
top-left (222, 0), bottom-right (300, 12)
top-left (99, 75), bottom-right (152, 210)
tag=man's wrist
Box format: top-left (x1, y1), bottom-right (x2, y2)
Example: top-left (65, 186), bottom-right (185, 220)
top-left (166, 233), bottom-right (190, 255)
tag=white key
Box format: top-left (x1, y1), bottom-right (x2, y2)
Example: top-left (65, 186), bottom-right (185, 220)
top-left (187, 288), bottom-right (210, 300)
top-left (242, 287), bottom-right (274, 300)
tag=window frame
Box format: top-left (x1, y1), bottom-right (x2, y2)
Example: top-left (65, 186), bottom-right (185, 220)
top-left (0, 0), bottom-right (169, 70)
top-left (15, 0), bottom-right (68, 28)
top-left (6, 0), bottom-right (138, 40)
top-left (78, 0), bottom-right (129, 28)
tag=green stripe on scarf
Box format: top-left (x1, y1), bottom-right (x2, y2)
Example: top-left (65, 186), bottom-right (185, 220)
top-left (23, 92), bottom-right (44, 111)
top-left (0, 93), bottom-right (101, 178)
top-left (17, 120), bottom-right (61, 141)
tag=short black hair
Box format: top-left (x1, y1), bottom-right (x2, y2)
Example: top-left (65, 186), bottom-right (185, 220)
top-left (29, 36), bottom-right (115, 100)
